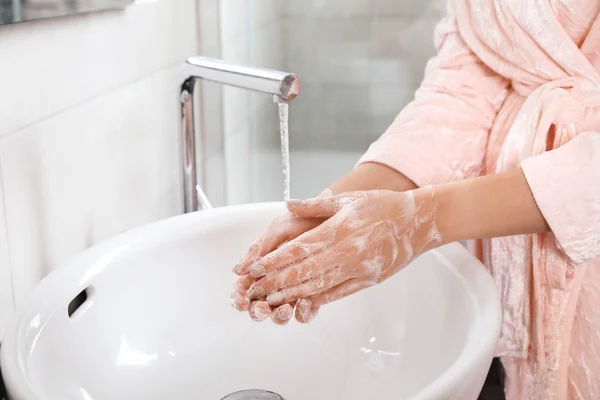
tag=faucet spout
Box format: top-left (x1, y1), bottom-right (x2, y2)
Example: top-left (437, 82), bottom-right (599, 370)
top-left (185, 56), bottom-right (300, 101)
top-left (179, 57), bottom-right (301, 213)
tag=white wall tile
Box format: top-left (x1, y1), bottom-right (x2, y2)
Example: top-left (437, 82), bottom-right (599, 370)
top-left (369, 83), bottom-right (413, 117)
top-left (320, 84), bottom-right (370, 115)
top-left (313, 0), bottom-right (372, 15)
top-left (250, 93), bottom-right (279, 151)
top-left (286, 82), bottom-right (322, 145)
top-left (250, 147), bottom-right (283, 203)
top-left (200, 80), bottom-right (225, 158)
top-left (249, 0), bottom-right (282, 27)
top-left (369, 59), bottom-right (415, 84)
top-left (221, 32), bottom-right (250, 65)
top-left (285, 0), bottom-right (372, 16)
top-left (289, 151), bottom-right (360, 199)
top-left (284, 17), bottom-right (372, 84)
top-left (284, 0), bottom-right (443, 17)
top-left (251, 23), bottom-right (284, 70)
top-left (0, 0), bottom-right (197, 138)
top-left (224, 125), bottom-right (252, 205)
top-left (282, 0), bottom-right (309, 16)
top-left (198, 0), bottom-right (222, 56)
top-left (0, 66), bottom-right (183, 305)
top-left (370, 16), bottom-right (439, 68)
top-left (373, 0), bottom-right (434, 17)
top-left (219, 0), bottom-right (248, 42)
top-left (288, 82), bottom-right (371, 146)
top-left (220, 32), bottom-right (250, 141)
top-left (222, 85), bottom-right (249, 137)
top-left (284, 17), bottom-right (372, 53)
top-left (204, 152), bottom-right (227, 208)
top-left (280, 0), bottom-right (442, 151)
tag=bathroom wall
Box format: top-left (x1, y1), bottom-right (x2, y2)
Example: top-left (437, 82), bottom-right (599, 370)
top-left (281, 0), bottom-right (446, 151)
top-left (0, 0), bottom-right (198, 338)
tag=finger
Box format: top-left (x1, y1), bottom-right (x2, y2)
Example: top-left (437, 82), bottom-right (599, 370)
top-left (233, 242), bottom-right (260, 275)
top-left (248, 300), bottom-right (271, 322)
top-left (231, 292), bottom-right (250, 311)
top-left (233, 274), bottom-right (255, 291)
top-left (250, 250), bottom-right (356, 298)
top-left (271, 302), bottom-right (296, 325)
top-left (286, 192), bottom-right (364, 219)
top-left (295, 298), bottom-right (319, 323)
top-left (234, 217), bottom-right (322, 275)
top-left (249, 222), bottom-right (338, 279)
top-left (296, 278), bottom-right (374, 323)
top-left (316, 188), bottom-right (334, 199)
top-left (264, 266), bottom-right (350, 307)
top-left (311, 278), bottom-right (374, 309)
top-left (230, 274), bottom-right (255, 311)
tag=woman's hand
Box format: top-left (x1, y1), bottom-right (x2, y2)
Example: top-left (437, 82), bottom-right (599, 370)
top-left (246, 188), bottom-right (443, 322)
top-left (231, 211), bottom-right (327, 277)
top-left (230, 192), bottom-right (330, 324)
top-left (231, 162), bottom-right (419, 324)
top-left (232, 167), bottom-right (551, 324)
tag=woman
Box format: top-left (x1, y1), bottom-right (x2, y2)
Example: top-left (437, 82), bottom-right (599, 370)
top-left (231, 1), bottom-right (600, 398)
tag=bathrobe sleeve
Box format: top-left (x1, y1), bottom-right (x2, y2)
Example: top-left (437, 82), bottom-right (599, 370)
top-left (521, 132), bottom-right (600, 265)
top-left (358, 13), bottom-right (510, 186)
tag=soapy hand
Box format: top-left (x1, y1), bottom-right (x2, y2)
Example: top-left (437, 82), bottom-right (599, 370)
top-left (243, 188), bottom-right (443, 323)
top-left (230, 190), bottom-right (333, 324)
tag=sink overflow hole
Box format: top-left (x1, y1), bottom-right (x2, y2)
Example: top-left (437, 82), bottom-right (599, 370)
top-left (68, 288), bottom-right (89, 318)
top-left (221, 389), bottom-right (285, 400)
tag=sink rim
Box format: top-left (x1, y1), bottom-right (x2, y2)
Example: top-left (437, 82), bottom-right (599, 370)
top-left (0, 202), bottom-right (501, 400)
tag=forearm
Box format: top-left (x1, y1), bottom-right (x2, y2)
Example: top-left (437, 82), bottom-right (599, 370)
top-left (328, 162), bottom-right (418, 195)
top-left (432, 168), bottom-right (550, 244)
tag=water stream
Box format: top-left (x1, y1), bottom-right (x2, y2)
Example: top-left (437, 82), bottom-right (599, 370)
top-left (278, 101), bottom-right (291, 201)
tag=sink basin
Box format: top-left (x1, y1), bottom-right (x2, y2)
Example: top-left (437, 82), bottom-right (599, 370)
top-left (1, 202), bottom-right (501, 400)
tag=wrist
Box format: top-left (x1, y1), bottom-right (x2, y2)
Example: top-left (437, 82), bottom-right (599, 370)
top-left (405, 186), bottom-right (444, 249)
top-left (431, 181), bottom-right (465, 245)
top-left (432, 169), bottom-right (549, 244)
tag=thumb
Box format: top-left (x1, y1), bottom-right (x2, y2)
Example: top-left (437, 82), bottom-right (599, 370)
top-left (286, 191), bottom-right (361, 218)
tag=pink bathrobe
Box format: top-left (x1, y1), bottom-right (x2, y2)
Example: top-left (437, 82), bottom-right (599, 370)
top-left (359, 1), bottom-right (600, 398)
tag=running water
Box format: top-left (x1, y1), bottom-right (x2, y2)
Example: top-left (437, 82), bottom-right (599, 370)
top-left (278, 101), bottom-right (291, 201)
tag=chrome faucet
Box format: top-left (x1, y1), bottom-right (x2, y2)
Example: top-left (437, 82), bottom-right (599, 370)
top-left (179, 56), bottom-right (301, 213)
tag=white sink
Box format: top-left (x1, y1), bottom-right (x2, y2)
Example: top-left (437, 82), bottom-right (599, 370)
top-left (1, 203), bottom-right (501, 400)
